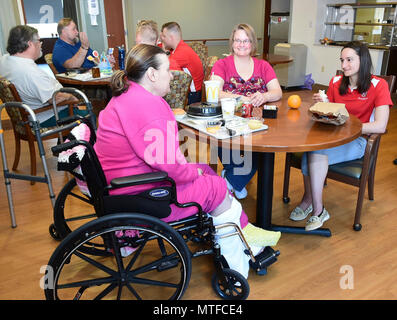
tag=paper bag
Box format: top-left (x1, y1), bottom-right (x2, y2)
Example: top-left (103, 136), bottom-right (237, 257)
top-left (309, 102), bottom-right (349, 125)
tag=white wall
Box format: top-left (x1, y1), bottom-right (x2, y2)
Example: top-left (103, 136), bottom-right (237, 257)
top-left (126, 0), bottom-right (265, 57)
top-left (289, 0), bottom-right (385, 85)
top-left (0, 0), bottom-right (19, 54)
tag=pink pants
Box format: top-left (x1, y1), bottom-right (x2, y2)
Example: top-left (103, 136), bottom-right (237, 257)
top-left (162, 164), bottom-right (249, 228)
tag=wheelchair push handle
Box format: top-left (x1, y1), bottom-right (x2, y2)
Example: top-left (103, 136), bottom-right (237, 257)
top-left (51, 139), bottom-right (86, 156)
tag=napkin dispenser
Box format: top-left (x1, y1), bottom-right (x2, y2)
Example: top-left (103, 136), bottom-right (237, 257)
top-left (262, 105), bottom-right (278, 118)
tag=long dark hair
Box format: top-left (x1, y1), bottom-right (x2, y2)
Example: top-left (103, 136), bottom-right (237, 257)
top-left (339, 41), bottom-right (373, 95)
top-left (111, 44), bottom-right (167, 96)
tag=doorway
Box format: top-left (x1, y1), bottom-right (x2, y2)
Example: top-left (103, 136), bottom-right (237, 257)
top-left (103, 0), bottom-right (126, 67)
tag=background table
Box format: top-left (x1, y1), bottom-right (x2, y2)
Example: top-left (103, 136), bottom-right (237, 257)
top-left (56, 74), bottom-right (112, 87)
top-left (56, 74), bottom-right (113, 117)
top-left (263, 53), bottom-right (293, 66)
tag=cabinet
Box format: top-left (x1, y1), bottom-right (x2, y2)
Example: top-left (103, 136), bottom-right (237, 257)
top-left (323, 2), bottom-right (397, 49)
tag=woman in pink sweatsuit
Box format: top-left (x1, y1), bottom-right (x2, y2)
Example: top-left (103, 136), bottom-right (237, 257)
top-left (94, 44), bottom-right (280, 278)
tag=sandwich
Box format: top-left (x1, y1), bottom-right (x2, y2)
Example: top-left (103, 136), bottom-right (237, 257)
top-left (309, 102), bottom-right (349, 125)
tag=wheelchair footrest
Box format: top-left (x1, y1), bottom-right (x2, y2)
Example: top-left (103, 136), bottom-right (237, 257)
top-left (249, 247), bottom-right (280, 275)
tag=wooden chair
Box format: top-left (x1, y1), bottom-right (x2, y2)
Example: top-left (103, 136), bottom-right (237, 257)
top-left (164, 70), bottom-right (192, 110)
top-left (0, 77), bottom-right (75, 183)
top-left (282, 74), bottom-right (396, 231)
top-left (44, 53), bottom-right (59, 76)
top-left (187, 41), bottom-right (208, 72)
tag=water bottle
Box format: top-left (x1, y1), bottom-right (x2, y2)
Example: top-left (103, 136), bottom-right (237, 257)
top-left (118, 45), bottom-right (125, 70)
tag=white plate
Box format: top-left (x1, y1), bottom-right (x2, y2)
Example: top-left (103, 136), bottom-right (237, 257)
top-left (174, 114), bottom-right (186, 120)
top-left (187, 114), bottom-right (222, 120)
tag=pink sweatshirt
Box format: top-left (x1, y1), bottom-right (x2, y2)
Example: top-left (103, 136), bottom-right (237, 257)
top-left (95, 82), bottom-right (199, 194)
top-left (95, 82), bottom-right (248, 224)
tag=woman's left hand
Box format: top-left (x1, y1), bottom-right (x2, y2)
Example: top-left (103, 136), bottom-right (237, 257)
top-left (248, 91), bottom-right (267, 107)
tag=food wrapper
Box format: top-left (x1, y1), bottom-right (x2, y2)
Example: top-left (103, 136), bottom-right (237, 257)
top-left (309, 102), bottom-right (349, 125)
top-left (318, 90), bottom-right (329, 102)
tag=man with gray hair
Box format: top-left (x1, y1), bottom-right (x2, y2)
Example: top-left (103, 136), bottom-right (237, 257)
top-left (0, 25), bottom-right (78, 126)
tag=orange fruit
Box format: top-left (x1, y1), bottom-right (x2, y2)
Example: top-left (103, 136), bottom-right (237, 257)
top-left (287, 94), bottom-right (302, 109)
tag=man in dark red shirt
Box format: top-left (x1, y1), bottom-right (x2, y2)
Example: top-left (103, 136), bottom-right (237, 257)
top-left (160, 22), bottom-right (204, 104)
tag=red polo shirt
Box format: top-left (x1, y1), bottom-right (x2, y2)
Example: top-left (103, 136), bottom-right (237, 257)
top-left (169, 40), bottom-right (204, 92)
top-left (327, 75), bottom-right (393, 123)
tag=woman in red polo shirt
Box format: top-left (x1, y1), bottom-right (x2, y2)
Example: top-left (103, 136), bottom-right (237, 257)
top-left (290, 41), bottom-right (392, 231)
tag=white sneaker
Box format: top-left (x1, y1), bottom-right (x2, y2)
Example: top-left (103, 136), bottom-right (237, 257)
top-left (221, 170), bottom-right (248, 200)
top-left (305, 208), bottom-right (330, 231)
top-left (289, 204), bottom-right (313, 221)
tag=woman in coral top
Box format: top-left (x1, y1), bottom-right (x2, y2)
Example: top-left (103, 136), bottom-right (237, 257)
top-left (94, 44), bottom-right (280, 278)
top-left (211, 23), bottom-right (282, 199)
top-left (291, 41), bottom-right (392, 231)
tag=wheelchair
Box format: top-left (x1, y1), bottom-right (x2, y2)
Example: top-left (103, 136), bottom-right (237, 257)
top-left (44, 119), bottom-right (280, 300)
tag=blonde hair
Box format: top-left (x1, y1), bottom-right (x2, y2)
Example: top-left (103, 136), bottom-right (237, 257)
top-left (111, 44), bottom-right (166, 96)
top-left (57, 18), bottom-right (74, 36)
top-left (136, 20), bottom-right (159, 45)
top-left (229, 23), bottom-right (257, 56)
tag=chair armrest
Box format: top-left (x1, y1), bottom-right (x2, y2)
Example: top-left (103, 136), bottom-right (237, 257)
top-left (361, 133), bottom-right (381, 173)
top-left (364, 133), bottom-right (381, 155)
top-left (110, 171), bottom-right (170, 189)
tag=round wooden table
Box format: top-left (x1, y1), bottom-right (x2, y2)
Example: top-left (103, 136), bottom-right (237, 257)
top-left (56, 74), bottom-right (112, 87)
top-left (179, 90), bottom-right (362, 236)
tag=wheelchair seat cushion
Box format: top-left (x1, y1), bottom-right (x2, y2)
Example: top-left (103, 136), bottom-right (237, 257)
top-left (103, 186), bottom-right (173, 219)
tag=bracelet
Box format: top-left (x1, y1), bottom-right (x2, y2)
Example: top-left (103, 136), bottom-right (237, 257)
top-left (81, 46), bottom-right (88, 50)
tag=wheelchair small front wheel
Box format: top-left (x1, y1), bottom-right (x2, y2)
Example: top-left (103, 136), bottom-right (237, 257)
top-left (211, 268), bottom-right (249, 300)
top-left (49, 224), bottom-right (62, 240)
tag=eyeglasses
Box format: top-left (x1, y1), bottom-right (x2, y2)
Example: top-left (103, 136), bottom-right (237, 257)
top-left (31, 38), bottom-right (42, 44)
top-left (234, 39), bottom-right (251, 45)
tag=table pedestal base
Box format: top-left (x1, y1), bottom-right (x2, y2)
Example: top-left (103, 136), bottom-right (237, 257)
top-left (256, 152), bottom-right (331, 237)
top-left (271, 225), bottom-right (331, 237)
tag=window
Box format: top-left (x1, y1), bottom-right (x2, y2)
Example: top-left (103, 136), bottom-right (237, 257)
top-left (22, 0), bottom-right (64, 37)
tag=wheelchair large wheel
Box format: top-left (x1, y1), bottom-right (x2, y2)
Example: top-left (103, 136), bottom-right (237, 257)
top-left (50, 178), bottom-right (96, 240)
top-left (211, 268), bottom-right (249, 300)
top-left (44, 213), bottom-right (192, 300)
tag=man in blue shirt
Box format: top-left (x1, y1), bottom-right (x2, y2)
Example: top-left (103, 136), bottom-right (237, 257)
top-left (52, 18), bottom-right (96, 73)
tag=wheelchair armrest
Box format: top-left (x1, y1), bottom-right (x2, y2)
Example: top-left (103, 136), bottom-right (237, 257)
top-left (110, 171), bottom-right (170, 189)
